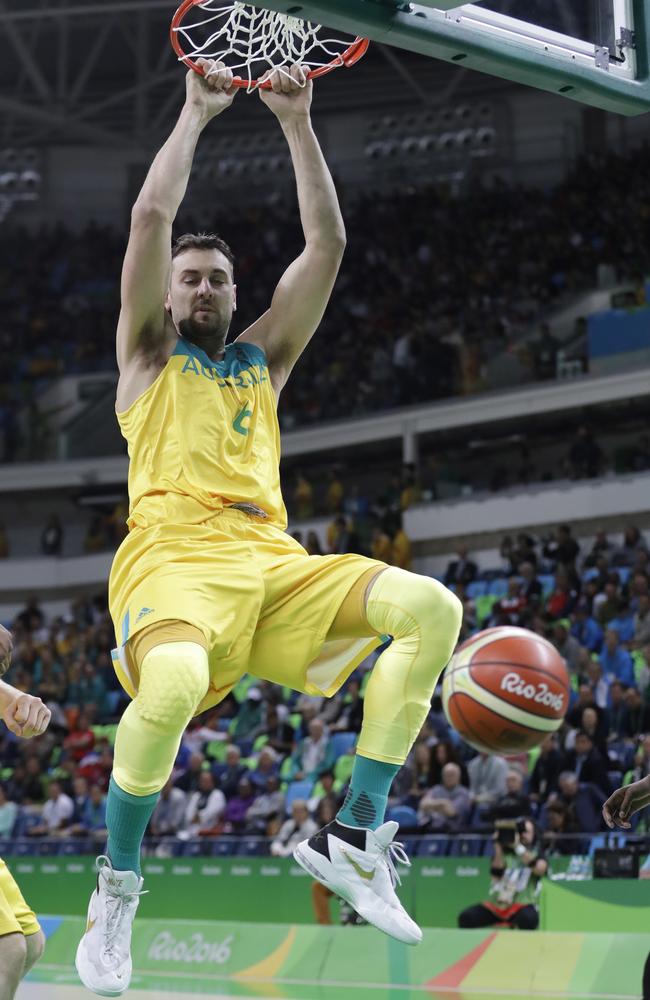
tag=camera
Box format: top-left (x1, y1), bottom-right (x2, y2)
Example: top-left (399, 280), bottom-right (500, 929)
top-left (494, 817), bottom-right (527, 850)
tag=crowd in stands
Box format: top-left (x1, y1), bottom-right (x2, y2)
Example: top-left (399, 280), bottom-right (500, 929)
top-left (2, 145), bottom-right (650, 461)
top-left (1, 520), bottom-right (650, 857)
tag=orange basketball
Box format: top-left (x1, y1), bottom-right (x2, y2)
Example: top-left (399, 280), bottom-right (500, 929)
top-left (441, 626), bottom-right (570, 755)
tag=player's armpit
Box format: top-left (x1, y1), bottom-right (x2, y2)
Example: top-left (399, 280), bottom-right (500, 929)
top-left (116, 205), bottom-right (172, 372)
top-left (237, 239), bottom-right (345, 390)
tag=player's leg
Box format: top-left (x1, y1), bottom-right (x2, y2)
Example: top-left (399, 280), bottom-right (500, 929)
top-left (294, 565), bottom-right (462, 944)
top-left (76, 623), bottom-right (210, 997)
top-left (22, 928), bottom-right (46, 976)
top-left (643, 949), bottom-right (650, 1000)
top-left (458, 904), bottom-right (498, 928)
top-left (0, 934), bottom-right (26, 1000)
top-left (509, 904), bottom-right (539, 930)
top-left (335, 566), bottom-right (461, 829)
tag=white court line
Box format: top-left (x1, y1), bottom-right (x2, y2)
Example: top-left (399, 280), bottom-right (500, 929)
top-left (27, 965), bottom-right (635, 1000)
top-left (17, 984), bottom-right (284, 1000)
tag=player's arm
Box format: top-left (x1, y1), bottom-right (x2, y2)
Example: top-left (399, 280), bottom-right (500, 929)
top-left (117, 61), bottom-right (238, 372)
top-left (0, 624), bottom-right (52, 738)
top-left (238, 66), bottom-right (346, 390)
top-left (603, 775), bottom-right (650, 829)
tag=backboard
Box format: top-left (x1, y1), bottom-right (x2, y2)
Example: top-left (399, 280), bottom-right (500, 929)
top-left (248, 0), bottom-right (650, 115)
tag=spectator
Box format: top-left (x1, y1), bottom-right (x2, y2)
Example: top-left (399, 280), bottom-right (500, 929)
top-left (271, 800), bottom-right (317, 858)
top-left (622, 687), bottom-right (650, 740)
top-left (214, 745), bottom-right (248, 798)
top-left (563, 731), bottom-right (610, 794)
top-left (552, 620), bottom-right (582, 675)
top-left (584, 529), bottom-right (614, 568)
top-left (567, 425), bottom-right (603, 479)
top-left (529, 734), bottom-right (563, 802)
top-left (248, 746), bottom-right (280, 791)
top-left (533, 323), bottom-right (559, 380)
top-left (245, 775), bottom-right (285, 835)
top-left (545, 571), bottom-right (579, 620)
top-left (63, 708), bottom-right (95, 763)
top-left (28, 780), bottom-right (74, 837)
top-left (553, 771), bottom-right (603, 833)
top-left (68, 783), bottom-right (108, 843)
top-left (428, 740), bottom-right (468, 789)
top-left (230, 687), bottom-right (263, 741)
top-left (571, 599), bottom-right (603, 653)
top-left (41, 514), bottom-right (63, 556)
top-left (468, 752), bottom-right (508, 812)
top-left (594, 578), bottom-right (622, 626)
top-left (628, 734), bottom-right (650, 784)
top-left (392, 527), bottom-right (412, 571)
top-left (616, 526), bottom-right (647, 567)
top-left (175, 751), bottom-right (207, 794)
top-left (223, 777), bottom-right (257, 833)
top-left (584, 660), bottom-right (610, 711)
top-left (418, 762), bottom-right (472, 832)
top-left (83, 516), bottom-right (108, 554)
top-left (290, 719), bottom-right (333, 781)
top-left (325, 469), bottom-right (344, 513)
top-left (307, 771), bottom-right (343, 814)
top-left (491, 769), bottom-right (531, 820)
top-left (293, 471), bottom-right (314, 519)
top-left (543, 525), bottom-right (580, 571)
top-left (519, 561), bottom-right (542, 604)
top-left (149, 779), bottom-right (187, 838)
top-left (21, 756), bottom-right (47, 804)
top-left (542, 801), bottom-right (583, 855)
top-left (0, 783), bottom-right (18, 838)
top-left (607, 680), bottom-right (627, 740)
top-left (257, 705), bottom-right (295, 757)
top-left (178, 770), bottom-right (226, 840)
top-left (371, 525), bottom-right (393, 563)
top-left (632, 593), bottom-right (650, 649)
top-left (444, 545), bottom-right (478, 587)
top-left (599, 628), bottom-right (636, 687)
top-left (493, 577), bottom-right (527, 626)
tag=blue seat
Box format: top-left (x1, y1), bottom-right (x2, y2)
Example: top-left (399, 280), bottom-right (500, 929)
top-left (37, 840), bottom-right (60, 856)
top-left (60, 838), bottom-right (86, 855)
top-left (488, 579), bottom-right (508, 597)
top-left (538, 574), bottom-right (555, 594)
top-left (285, 780), bottom-right (314, 813)
top-left (182, 839), bottom-right (211, 857)
top-left (466, 581), bottom-right (488, 599)
top-left (386, 806), bottom-right (419, 830)
top-left (330, 732), bottom-right (357, 759)
top-left (418, 837), bottom-right (449, 857)
top-left (617, 567), bottom-right (631, 584)
top-left (238, 838), bottom-right (267, 857)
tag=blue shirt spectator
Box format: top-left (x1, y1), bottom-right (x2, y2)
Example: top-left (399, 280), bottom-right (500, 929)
top-left (607, 613), bottom-right (635, 644)
top-left (599, 628), bottom-right (635, 687)
top-left (571, 606), bottom-right (603, 653)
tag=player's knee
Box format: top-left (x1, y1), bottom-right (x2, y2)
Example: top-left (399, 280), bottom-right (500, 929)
top-left (135, 641), bottom-right (209, 731)
top-left (0, 932), bottom-right (27, 985)
top-left (23, 929), bottom-right (45, 974)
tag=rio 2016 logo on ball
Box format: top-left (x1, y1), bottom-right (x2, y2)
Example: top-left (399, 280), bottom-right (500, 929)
top-left (442, 626), bottom-right (570, 755)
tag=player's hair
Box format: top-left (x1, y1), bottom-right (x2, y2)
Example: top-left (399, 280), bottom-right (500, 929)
top-left (172, 232), bottom-right (235, 270)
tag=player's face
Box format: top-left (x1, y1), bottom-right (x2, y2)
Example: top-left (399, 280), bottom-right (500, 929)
top-left (167, 248), bottom-right (237, 352)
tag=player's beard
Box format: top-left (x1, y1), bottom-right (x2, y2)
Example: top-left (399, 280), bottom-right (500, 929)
top-left (179, 308), bottom-right (231, 358)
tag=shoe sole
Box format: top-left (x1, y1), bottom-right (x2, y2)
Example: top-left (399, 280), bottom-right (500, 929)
top-left (293, 842), bottom-right (422, 946)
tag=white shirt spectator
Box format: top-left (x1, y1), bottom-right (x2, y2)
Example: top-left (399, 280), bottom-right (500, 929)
top-left (0, 798), bottom-right (17, 838)
top-left (271, 802), bottom-right (317, 858)
top-left (179, 784), bottom-right (226, 839)
top-left (42, 791), bottom-right (74, 832)
top-left (150, 784), bottom-right (187, 837)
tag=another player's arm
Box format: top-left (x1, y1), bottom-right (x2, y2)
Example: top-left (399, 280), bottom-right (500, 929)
top-left (603, 775), bottom-right (650, 829)
top-left (238, 66), bottom-right (346, 390)
top-left (117, 61), bottom-right (238, 372)
top-left (0, 625), bottom-right (51, 739)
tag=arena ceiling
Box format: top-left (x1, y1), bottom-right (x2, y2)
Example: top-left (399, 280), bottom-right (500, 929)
top-left (0, 0), bottom-right (520, 152)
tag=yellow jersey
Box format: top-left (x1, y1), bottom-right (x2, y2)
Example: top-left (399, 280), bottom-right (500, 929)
top-left (117, 337), bottom-right (286, 530)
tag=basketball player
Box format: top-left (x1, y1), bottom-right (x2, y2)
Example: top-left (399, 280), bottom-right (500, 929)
top-left (75, 61), bottom-right (462, 996)
top-left (603, 775), bottom-right (650, 1000)
top-left (0, 624), bottom-right (50, 1000)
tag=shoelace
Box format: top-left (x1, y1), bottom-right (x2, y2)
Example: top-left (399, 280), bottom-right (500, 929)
top-left (380, 840), bottom-right (411, 888)
top-left (95, 856), bottom-right (149, 957)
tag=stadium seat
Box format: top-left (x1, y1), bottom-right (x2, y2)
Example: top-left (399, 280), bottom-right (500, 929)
top-left (238, 838), bottom-right (268, 857)
top-left (60, 838), bottom-right (87, 855)
top-left (538, 575), bottom-right (555, 595)
top-left (285, 780), bottom-right (314, 813)
top-left (466, 581), bottom-right (488, 599)
top-left (182, 840), bottom-right (211, 857)
top-left (330, 732), bottom-right (357, 759)
top-left (386, 805), bottom-right (419, 830)
top-left (211, 839), bottom-right (238, 857)
top-left (418, 837), bottom-right (449, 857)
top-left (488, 579), bottom-right (508, 598)
top-left (334, 754), bottom-right (354, 785)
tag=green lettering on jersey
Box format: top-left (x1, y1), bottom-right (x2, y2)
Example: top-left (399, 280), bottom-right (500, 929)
top-left (233, 405), bottom-right (253, 437)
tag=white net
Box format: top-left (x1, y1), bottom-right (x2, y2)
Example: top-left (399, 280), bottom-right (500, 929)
top-left (173, 1), bottom-right (357, 91)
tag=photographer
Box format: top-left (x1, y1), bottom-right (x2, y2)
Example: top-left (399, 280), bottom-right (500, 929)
top-left (458, 817), bottom-right (547, 930)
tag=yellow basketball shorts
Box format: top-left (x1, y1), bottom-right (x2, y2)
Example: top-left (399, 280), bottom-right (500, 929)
top-left (0, 858), bottom-right (40, 938)
top-left (109, 507), bottom-right (385, 714)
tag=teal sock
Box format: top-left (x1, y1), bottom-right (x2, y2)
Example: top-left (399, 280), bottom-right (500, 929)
top-left (336, 754), bottom-right (401, 831)
top-left (106, 776), bottom-right (160, 876)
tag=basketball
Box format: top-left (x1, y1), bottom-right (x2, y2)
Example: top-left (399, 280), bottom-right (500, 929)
top-left (442, 626), bottom-right (570, 755)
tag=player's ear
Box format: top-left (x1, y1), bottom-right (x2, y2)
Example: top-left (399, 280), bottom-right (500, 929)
top-left (164, 290), bottom-right (172, 313)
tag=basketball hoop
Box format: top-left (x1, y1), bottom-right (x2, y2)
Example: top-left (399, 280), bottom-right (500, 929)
top-left (170, 1), bottom-right (369, 92)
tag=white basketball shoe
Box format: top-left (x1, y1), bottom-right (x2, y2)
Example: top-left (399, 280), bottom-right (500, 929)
top-left (294, 819), bottom-right (422, 945)
top-left (75, 855), bottom-right (147, 997)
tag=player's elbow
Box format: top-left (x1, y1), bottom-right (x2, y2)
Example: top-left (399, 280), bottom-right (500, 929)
top-left (131, 197), bottom-right (174, 227)
top-left (309, 230), bottom-right (347, 258)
